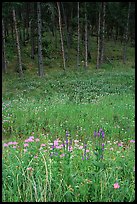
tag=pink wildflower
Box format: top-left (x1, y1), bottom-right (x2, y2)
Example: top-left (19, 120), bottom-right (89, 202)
top-left (41, 144), bottom-right (46, 147)
top-left (34, 155), bottom-right (38, 159)
top-left (12, 146), bottom-right (17, 148)
top-left (12, 142), bottom-right (18, 145)
top-left (24, 143), bottom-right (29, 147)
top-left (35, 138), bottom-right (40, 142)
top-left (118, 143), bottom-right (123, 147)
top-left (130, 140), bottom-right (135, 143)
top-left (54, 140), bottom-right (59, 147)
top-left (79, 146), bottom-right (83, 149)
top-left (8, 142), bottom-right (13, 145)
top-left (27, 167), bottom-right (33, 171)
top-left (86, 149), bottom-right (90, 152)
top-left (60, 153), bottom-right (65, 157)
top-left (3, 143), bottom-right (8, 147)
top-left (114, 182), bottom-right (120, 189)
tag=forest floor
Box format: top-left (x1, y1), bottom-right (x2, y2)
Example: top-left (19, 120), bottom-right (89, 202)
top-left (2, 39), bottom-right (135, 202)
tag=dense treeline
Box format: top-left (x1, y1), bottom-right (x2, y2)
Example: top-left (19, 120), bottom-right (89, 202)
top-left (2, 2), bottom-right (135, 76)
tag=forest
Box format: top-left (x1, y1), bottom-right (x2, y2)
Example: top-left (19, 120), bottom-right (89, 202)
top-left (2, 2), bottom-right (135, 202)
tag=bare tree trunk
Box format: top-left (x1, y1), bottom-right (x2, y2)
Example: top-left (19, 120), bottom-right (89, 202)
top-left (57, 2), bottom-right (66, 70)
top-left (12, 8), bottom-right (23, 77)
top-left (123, 2), bottom-right (131, 64)
top-left (84, 2), bottom-right (88, 69)
top-left (96, 4), bottom-right (101, 69)
top-left (77, 2), bottom-right (80, 68)
top-left (2, 19), bottom-right (7, 73)
top-left (37, 2), bottom-right (44, 77)
top-left (30, 3), bottom-right (35, 59)
top-left (100, 2), bottom-right (106, 64)
top-left (61, 2), bottom-right (69, 52)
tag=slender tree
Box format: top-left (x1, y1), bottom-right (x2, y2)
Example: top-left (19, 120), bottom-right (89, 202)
top-left (96, 3), bottom-right (101, 69)
top-left (57, 2), bottom-right (66, 70)
top-left (37, 2), bottom-right (44, 77)
top-left (2, 18), bottom-right (7, 73)
top-left (100, 2), bottom-right (106, 64)
top-left (77, 2), bottom-right (80, 68)
top-left (30, 3), bottom-right (35, 59)
top-left (12, 7), bottom-right (23, 77)
top-left (123, 2), bottom-right (131, 64)
top-left (84, 2), bottom-right (88, 69)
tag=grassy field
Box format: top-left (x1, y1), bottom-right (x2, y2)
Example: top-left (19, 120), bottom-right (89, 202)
top-left (2, 38), bottom-right (135, 201)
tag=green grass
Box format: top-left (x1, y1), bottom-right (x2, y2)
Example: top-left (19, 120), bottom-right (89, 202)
top-left (2, 37), bottom-right (135, 202)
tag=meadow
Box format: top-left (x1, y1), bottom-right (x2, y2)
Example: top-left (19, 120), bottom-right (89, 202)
top-left (2, 38), bottom-right (135, 202)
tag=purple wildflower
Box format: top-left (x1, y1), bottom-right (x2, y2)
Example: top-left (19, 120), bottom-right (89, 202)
top-left (101, 131), bottom-right (105, 139)
top-left (118, 143), bottom-right (123, 147)
top-left (130, 140), bottom-right (135, 143)
top-left (94, 131), bottom-right (97, 137)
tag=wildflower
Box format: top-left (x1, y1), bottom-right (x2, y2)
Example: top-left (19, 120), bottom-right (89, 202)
top-left (8, 142), bottom-right (13, 145)
top-left (34, 155), bottom-right (38, 159)
top-left (110, 147), bottom-right (113, 151)
top-left (29, 136), bottom-right (34, 139)
top-left (101, 131), bottom-right (105, 139)
top-left (24, 149), bottom-right (27, 153)
top-left (41, 144), bottom-right (46, 147)
top-left (130, 140), bottom-right (135, 143)
top-left (27, 167), bottom-right (33, 171)
top-left (86, 149), bottom-right (89, 152)
top-left (12, 146), bottom-right (17, 148)
top-left (79, 146), bottom-right (83, 149)
top-left (12, 142), bottom-right (18, 145)
top-left (114, 182), bottom-right (120, 189)
top-left (3, 143), bottom-right (8, 147)
top-left (35, 138), bottom-right (40, 142)
top-left (94, 131), bottom-right (96, 137)
top-left (118, 143), bottom-right (123, 147)
top-left (24, 143), bottom-right (29, 147)
top-left (54, 140), bottom-right (59, 147)
top-left (60, 153), bottom-right (65, 158)
top-left (74, 140), bottom-right (79, 143)
top-left (68, 146), bottom-right (73, 152)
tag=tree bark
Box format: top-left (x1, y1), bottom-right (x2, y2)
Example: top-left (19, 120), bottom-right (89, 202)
top-left (30, 3), bottom-right (35, 59)
top-left (77, 2), bottom-right (80, 68)
top-left (123, 2), bottom-right (131, 64)
top-left (84, 2), bottom-right (88, 69)
top-left (37, 2), bottom-right (44, 77)
top-left (96, 4), bottom-right (101, 69)
top-left (2, 19), bottom-right (7, 73)
top-left (12, 8), bottom-right (23, 77)
top-left (100, 2), bottom-right (106, 64)
top-left (57, 2), bottom-right (66, 70)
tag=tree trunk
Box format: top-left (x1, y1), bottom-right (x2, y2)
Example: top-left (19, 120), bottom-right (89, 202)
top-left (77, 2), bottom-right (80, 68)
top-left (123, 2), bottom-right (131, 64)
top-left (61, 2), bottom-right (69, 52)
top-left (57, 2), bottom-right (66, 70)
top-left (100, 2), bottom-right (106, 64)
top-left (2, 19), bottom-right (7, 73)
top-left (96, 4), bottom-right (101, 69)
top-left (84, 2), bottom-right (88, 69)
top-left (37, 2), bottom-right (44, 77)
top-left (30, 3), bottom-right (35, 59)
top-left (12, 8), bottom-right (23, 77)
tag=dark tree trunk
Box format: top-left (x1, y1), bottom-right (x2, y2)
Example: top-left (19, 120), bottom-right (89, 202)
top-left (96, 4), bottom-right (101, 69)
top-left (2, 19), bottom-right (7, 73)
top-left (30, 3), bottom-right (35, 59)
top-left (12, 8), bottom-right (23, 77)
top-left (77, 2), bottom-right (80, 68)
top-left (57, 2), bottom-right (66, 70)
top-left (123, 2), bottom-right (131, 64)
top-left (37, 2), bottom-right (44, 77)
top-left (100, 2), bottom-right (106, 64)
top-left (84, 2), bottom-right (88, 69)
